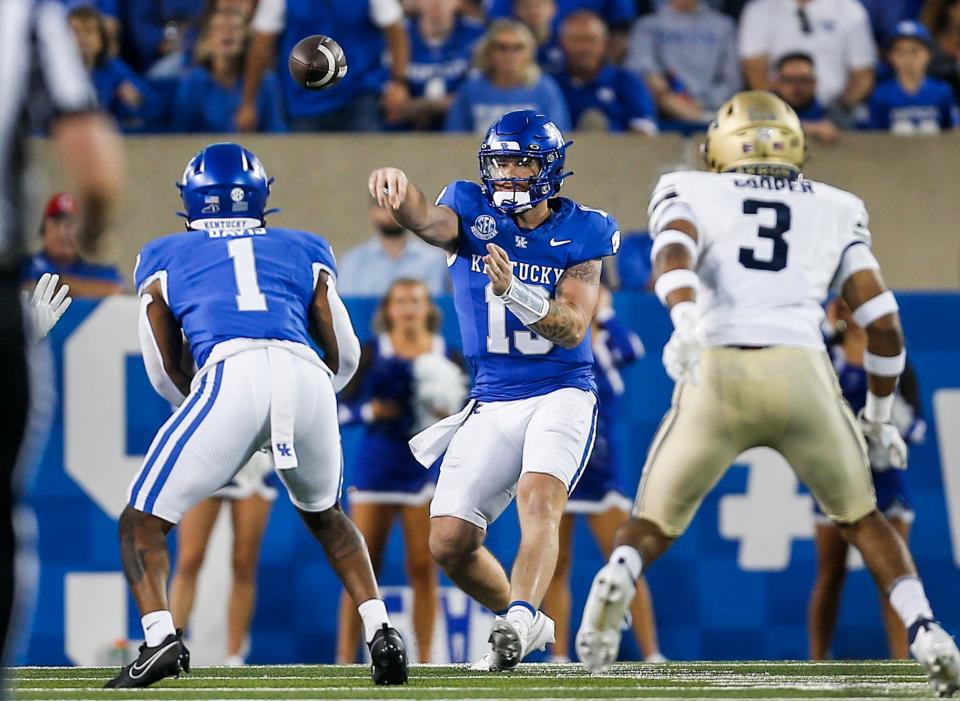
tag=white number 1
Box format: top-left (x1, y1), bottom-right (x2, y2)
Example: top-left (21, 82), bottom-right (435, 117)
top-left (485, 282), bottom-right (553, 356)
top-left (227, 238), bottom-right (267, 312)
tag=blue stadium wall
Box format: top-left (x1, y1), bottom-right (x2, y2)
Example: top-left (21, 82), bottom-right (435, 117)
top-left (17, 291), bottom-right (960, 665)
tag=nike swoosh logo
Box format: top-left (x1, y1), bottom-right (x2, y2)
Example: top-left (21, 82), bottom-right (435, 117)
top-left (129, 641), bottom-right (178, 679)
top-left (549, 238), bottom-right (571, 247)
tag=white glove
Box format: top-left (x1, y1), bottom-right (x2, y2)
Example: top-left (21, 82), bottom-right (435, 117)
top-left (24, 273), bottom-right (72, 343)
top-left (662, 301), bottom-right (703, 384)
top-left (858, 412), bottom-right (908, 471)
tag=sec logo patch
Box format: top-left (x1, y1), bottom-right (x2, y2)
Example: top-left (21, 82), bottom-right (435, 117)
top-left (471, 214), bottom-right (498, 241)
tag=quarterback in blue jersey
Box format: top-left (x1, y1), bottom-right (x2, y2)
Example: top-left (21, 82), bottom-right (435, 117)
top-left (107, 143), bottom-right (407, 688)
top-left (369, 110), bottom-right (620, 671)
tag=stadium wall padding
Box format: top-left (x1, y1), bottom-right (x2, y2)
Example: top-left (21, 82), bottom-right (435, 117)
top-left (18, 291), bottom-right (960, 666)
top-left (26, 133), bottom-right (960, 290)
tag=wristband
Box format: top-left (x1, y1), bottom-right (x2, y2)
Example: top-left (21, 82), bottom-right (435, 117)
top-left (498, 278), bottom-right (549, 326)
top-left (651, 229), bottom-right (698, 265)
top-left (852, 291), bottom-right (898, 328)
top-left (864, 391), bottom-right (895, 423)
top-left (669, 300), bottom-right (698, 330)
top-left (863, 349), bottom-right (906, 377)
top-left (654, 269), bottom-right (699, 305)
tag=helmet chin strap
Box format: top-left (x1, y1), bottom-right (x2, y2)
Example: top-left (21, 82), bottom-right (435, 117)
top-left (493, 189), bottom-right (532, 212)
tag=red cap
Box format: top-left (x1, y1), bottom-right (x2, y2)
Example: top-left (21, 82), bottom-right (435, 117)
top-left (44, 192), bottom-right (77, 219)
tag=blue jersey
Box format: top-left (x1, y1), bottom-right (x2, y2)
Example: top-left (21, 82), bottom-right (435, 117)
top-left (553, 64), bottom-right (657, 133)
top-left (487, 0), bottom-right (635, 27)
top-left (438, 180), bottom-right (620, 401)
top-left (569, 313), bottom-right (644, 504)
top-left (407, 16), bottom-right (484, 102)
top-left (277, 0), bottom-right (389, 119)
top-left (342, 334), bottom-right (456, 495)
top-left (867, 77), bottom-right (959, 133)
top-left (445, 75), bottom-right (572, 133)
top-left (174, 68), bottom-right (287, 133)
top-left (22, 252), bottom-right (125, 289)
top-left (134, 226), bottom-right (337, 368)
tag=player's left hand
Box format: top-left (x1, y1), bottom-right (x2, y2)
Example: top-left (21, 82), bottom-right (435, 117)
top-left (858, 413), bottom-right (908, 470)
top-left (662, 302), bottom-right (703, 384)
top-left (24, 273), bottom-right (72, 342)
top-left (483, 243), bottom-right (514, 296)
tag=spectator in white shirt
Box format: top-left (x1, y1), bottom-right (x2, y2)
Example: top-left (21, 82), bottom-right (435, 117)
top-left (739, 0), bottom-right (876, 119)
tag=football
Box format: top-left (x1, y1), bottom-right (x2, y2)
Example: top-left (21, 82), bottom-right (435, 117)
top-left (288, 35), bottom-right (347, 90)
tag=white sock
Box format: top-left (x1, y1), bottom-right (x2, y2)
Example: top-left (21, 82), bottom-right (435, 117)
top-left (610, 545), bottom-right (643, 581)
top-left (141, 610), bottom-right (176, 647)
top-left (506, 601), bottom-right (536, 639)
top-left (889, 576), bottom-right (934, 629)
top-left (358, 599), bottom-right (390, 643)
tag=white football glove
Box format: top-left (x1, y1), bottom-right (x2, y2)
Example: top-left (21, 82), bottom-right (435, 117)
top-left (24, 273), bottom-right (72, 343)
top-left (858, 412), bottom-right (908, 471)
top-left (662, 301), bottom-right (704, 384)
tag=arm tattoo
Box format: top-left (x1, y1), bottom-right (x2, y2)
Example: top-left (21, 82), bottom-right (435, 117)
top-left (529, 259), bottom-right (601, 349)
top-left (562, 259), bottom-right (602, 286)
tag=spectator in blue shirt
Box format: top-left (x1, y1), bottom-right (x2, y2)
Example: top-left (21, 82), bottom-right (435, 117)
top-left (391, 0), bottom-right (484, 131)
top-left (488, 0), bottom-right (636, 59)
top-left (868, 20), bottom-right (960, 134)
top-left (69, 5), bottom-right (158, 133)
top-left (859, 0), bottom-right (923, 44)
top-left (22, 194), bottom-right (124, 298)
top-left (238, 0), bottom-right (411, 132)
top-left (512, 0), bottom-right (565, 73)
top-left (446, 19), bottom-right (571, 133)
top-left (553, 11), bottom-right (657, 133)
top-left (772, 52), bottom-right (839, 144)
top-left (116, 0), bottom-right (205, 73)
top-left (174, 8), bottom-right (287, 132)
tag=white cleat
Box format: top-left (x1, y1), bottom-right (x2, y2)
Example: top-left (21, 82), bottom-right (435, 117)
top-left (910, 619), bottom-right (960, 698)
top-left (575, 561), bottom-right (636, 674)
top-left (473, 612), bottom-right (557, 672)
top-left (524, 611), bottom-right (557, 658)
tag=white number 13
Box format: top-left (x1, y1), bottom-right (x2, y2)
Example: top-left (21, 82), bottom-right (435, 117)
top-left (485, 282), bottom-right (553, 355)
top-left (227, 238), bottom-right (267, 312)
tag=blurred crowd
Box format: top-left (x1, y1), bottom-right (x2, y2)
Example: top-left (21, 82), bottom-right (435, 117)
top-left (56, 0), bottom-right (960, 138)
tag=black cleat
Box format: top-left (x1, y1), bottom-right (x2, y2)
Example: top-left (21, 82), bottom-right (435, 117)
top-left (104, 629), bottom-right (190, 688)
top-left (368, 623), bottom-right (408, 685)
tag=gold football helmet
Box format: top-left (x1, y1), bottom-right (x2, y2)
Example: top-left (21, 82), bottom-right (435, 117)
top-left (702, 91), bottom-right (806, 177)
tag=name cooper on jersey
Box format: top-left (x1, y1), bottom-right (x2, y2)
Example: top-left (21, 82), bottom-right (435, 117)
top-left (733, 175), bottom-right (816, 193)
top-left (469, 254), bottom-right (566, 286)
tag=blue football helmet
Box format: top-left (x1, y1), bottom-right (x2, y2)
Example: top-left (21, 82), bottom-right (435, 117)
top-left (479, 110), bottom-right (573, 213)
top-left (177, 142), bottom-right (274, 228)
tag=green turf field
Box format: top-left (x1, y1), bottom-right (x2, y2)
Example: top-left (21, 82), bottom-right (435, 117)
top-left (9, 661), bottom-right (944, 701)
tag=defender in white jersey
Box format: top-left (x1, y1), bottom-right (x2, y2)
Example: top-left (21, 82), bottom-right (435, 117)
top-left (576, 91), bottom-right (960, 697)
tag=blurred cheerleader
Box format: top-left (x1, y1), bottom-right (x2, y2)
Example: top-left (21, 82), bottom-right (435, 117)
top-left (541, 285), bottom-right (664, 663)
top-left (336, 278), bottom-right (467, 663)
top-left (169, 451), bottom-right (278, 665)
